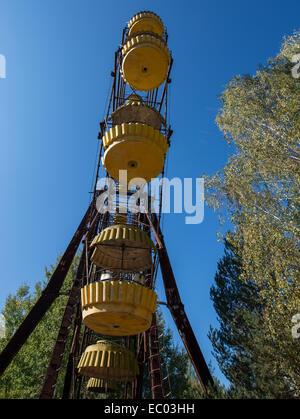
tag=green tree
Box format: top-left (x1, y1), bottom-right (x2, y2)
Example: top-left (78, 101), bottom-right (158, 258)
top-left (182, 361), bottom-right (228, 399)
top-left (209, 236), bottom-right (259, 397)
top-left (0, 256), bottom-right (79, 399)
top-left (206, 31), bottom-right (300, 398)
top-left (209, 236), bottom-right (300, 398)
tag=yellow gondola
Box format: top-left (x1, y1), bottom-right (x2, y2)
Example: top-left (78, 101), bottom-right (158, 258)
top-left (90, 223), bottom-right (155, 272)
top-left (86, 378), bottom-right (118, 393)
top-left (102, 122), bottom-right (168, 184)
top-left (77, 340), bottom-right (139, 382)
top-left (128, 11), bottom-right (165, 38)
top-left (110, 94), bottom-right (164, 130)
top-left (121, 34), bottom-right (170, 91)
top-left (81, 280), bottom-right (157, 336)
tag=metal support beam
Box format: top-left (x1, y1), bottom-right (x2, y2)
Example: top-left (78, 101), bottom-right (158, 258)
top-left (151, 213), bottom-right (214, 393)
top-left (39, 247), bottom-right (86, 399)
top-left (148, 313), bottom-right (164, 399)
top-left (133, 333), bottom-right (145, 399)
top-left (59, 213), bottom-right (101, 399)
top-left (0, 202), bottom-right (93, 377)
top-left (61, 303), bottom-right (82, 399)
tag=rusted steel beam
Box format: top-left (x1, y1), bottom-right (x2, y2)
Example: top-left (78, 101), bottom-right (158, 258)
top-left (60, 213), bottom-right (101, 399)
top-left (144, 211), bottom-right (163, 249)
top-left (158, 58), bottom-right (173, 115)
top-left (73, 326), bottom-right (91, 399)
top-left (0, 202), bottom-right (94, 377)
top-left (94, 124), bottom-right (105, 197)
top-left (148, 313), bottom-right (164, 399)
top-left (116, 54), bottom-right (122, 108)
top-left (151, 213), bottom-right (214, 393)
top-left (39, 247), bottom-right (86, 399)
top-left (133, 333), bottom-right (145, 399)
top-left (61, 303), bottom-right (82, 399)
top-left (112, 51), bottom-right (118, 112)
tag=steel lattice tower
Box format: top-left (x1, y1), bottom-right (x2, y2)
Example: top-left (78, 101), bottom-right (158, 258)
top-left (0, 11), bottom-right (213, 399)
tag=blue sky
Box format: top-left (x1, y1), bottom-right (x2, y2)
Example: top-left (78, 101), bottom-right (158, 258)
top-left (0, 0), bottom-right (299, 387)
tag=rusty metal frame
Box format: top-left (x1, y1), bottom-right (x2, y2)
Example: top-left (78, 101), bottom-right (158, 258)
top-left (39, 249), bottom-right (86, 399)
top-left (147, 313), bottom-right (164, 399)
top-left (61, 303), bottom-right (82, 399)
top-left (151, 213), bottom-right (214, 393)
top-left (39, 210), bottom-right (101, 399)
top-left (0, 19), bottom-right (214, 400)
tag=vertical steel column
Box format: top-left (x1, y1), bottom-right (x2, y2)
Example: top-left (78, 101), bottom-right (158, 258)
top-left (151, 213), bottom-right (214, 393)
top-left (39, 243), bottom-right (87, 399)
top-left (148, 313), bottom-right (164, 399)
top-left (61, 303), bottom-right (82, 399)
top-left (63, 212), bottom-right (102, 399)
top-left (132, 331), bottom-right (146, 399)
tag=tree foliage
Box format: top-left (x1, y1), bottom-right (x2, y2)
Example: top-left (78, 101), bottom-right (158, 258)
top-left (0, 257), bottom-right (78, 399)
top-left (206, 31), bottom-right (300, 398)
top-left (210, 237), bottom-right (300, 398)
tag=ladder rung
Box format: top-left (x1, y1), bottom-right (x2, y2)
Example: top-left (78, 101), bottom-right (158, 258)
top-left (148, 353), bottom-right (160, 359)
top-left (149, 368), bottom-right (162, 374)
top-left (151, 384), bottom-right (164, 389)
